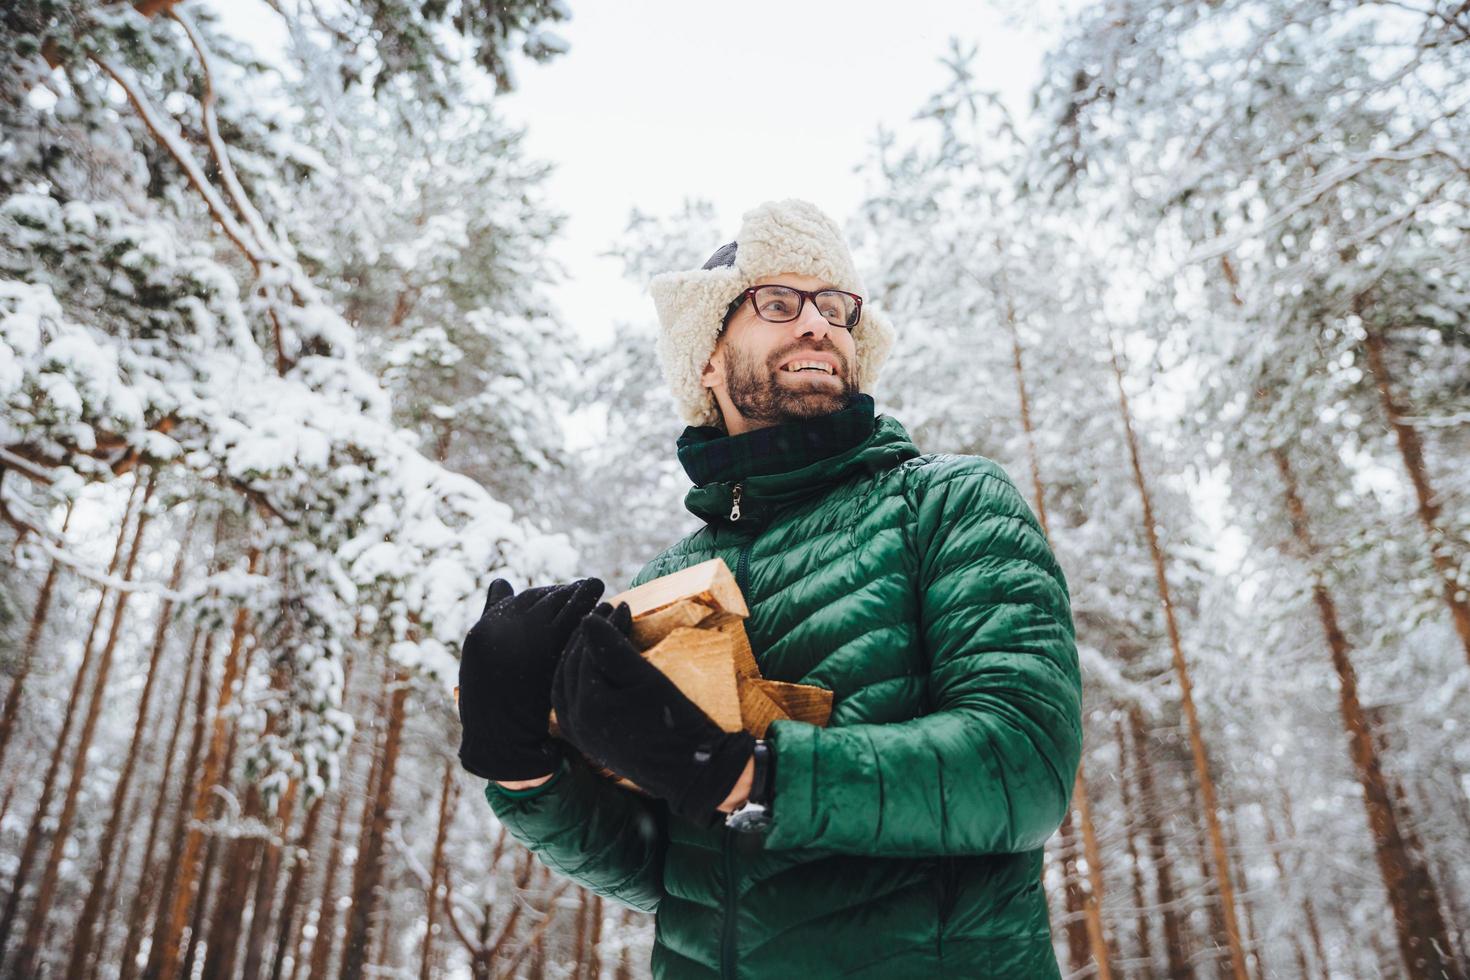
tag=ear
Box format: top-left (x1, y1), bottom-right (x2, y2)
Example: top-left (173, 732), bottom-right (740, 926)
top-left (700, 346), bottom-right (725, 390)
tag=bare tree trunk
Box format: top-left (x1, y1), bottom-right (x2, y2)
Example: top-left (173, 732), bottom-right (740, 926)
top-left (1117, 717), bottom-right (1152, 975)
top-left (241, 788), bottom-right (296, 980)
top-left (588, 894), bottom-right (604, 980)
top-left (131, 620), bottom-right (218, 980)
top-left (1273, 447), bottom-right (1464, 980)
top-left (111, 625), bottom-right (204, 978)
top-left (1224, 811), bottom-right (1262, 980)
top-left (1130, 710), bottom-right (1194, 980)
top-left (573, 888), bottom-right (590, 980)
top-left (422, 761), bottom-right (457, 980)
top-left (1108, 338), bottom-right (1248, 980)
top-left (614, 907), bottom-right (635, 980)
top-left (186, 716), bottom-right (248, 979)
top-left (90, 639), bottom-right (192, 980)
top-left (1005, 291), bottom-right (1112, 980)
top-left (1188, 777), bottom-right (1232, 980)
top-left (211, 628), bottom-right (300, 980)
top-left (339, 665), bottom-right (411, 980)
top-left (0, 503), bottom-right (72, 779)
top-left (0, 480), bottom-right (141, 962)
top-left (1263, 797), bottom-right (1328, 980)
top-left (268, 794), bottom-right (324, 980)
top-left (11, 472), bottom-right (159, 978)
top-left (69, 506), bottom-right (197, 975)
top-left (1056, 810), bottom-right (1091, 976)
top-left (203, 779), bottom-right (268, 980)
top-left (145, 546), bottom-right (261, 979)
top-left (308, 661), bottom-right (388, 980)
top-left (303, 775), bottom-right (356, 980)
top-left (1360, 322), bottom-right (1470, 666)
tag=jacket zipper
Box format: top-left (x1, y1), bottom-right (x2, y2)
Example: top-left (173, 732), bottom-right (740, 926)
top-left (723, 481), bottom-right (750, 979)
top-left (721, 830), bottom-right (738, 979)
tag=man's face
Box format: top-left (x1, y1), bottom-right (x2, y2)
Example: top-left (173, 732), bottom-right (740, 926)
top-left (700, 272), bottom-right (861, 436)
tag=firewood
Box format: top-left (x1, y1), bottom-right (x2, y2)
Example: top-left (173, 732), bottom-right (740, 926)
top-left (735, 673), bottom-right (788, 738)
top-left (641, 628), bottom-right (743, 733)
top-left (606, 557), bottom-right (748, 647)
top-left (755, 679), bottom-right (833, 727)
top-left (627, 598), bottom-right (709, 651)
top-left (711, 618), bottom-right (761, 679)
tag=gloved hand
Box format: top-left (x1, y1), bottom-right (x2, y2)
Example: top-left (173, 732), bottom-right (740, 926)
top-left (457, 576), bottom-right (605, 781)
top-left (552, 602), bottom-right (754, 823)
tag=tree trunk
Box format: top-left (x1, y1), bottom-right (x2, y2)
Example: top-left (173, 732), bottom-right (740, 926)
top-left (614, 907), bottom-right (635, 980)
top-left (133, 621), bottom-right (218, 980)
top-left (588, 893), bottom-right (604, 980)
top-left (1224, 810), bottom-right (1262, 979)
top-left (0, 502), bottom-right (72, 779)
top-left (240, 781), bottom-right (305, 979)
top-left (1116, 720), bottom-right (1154, 972)
top-left (145, 545), bottom-right (261, 979)
top-left (1262, 796), bottom-right (1328, 980)
top-left (1188, 777), bottom-right (1233, 980)
top-left (573, 888), bottom-right (590, 980)
top-left (303, 771), bottom-right (357, 980)
top-left (338, 665), bottom-right (411, 980)
top-left (11, 472), bottom-right (158, 978)
top-left (1130, 709), bottom-right (1194, 980)
top-left (1056, 810), bottom-right (1091, 976)
top-left (214, 629), bottom-right (302, 980)
top-left (1273, 447), bottom-right (1464, 980)
top-left (308, 659), bottom-right (388, 980)
top-left (1360, 322), bottom-right (1470, 666)
top-left (202, 779), bottom-right (268, 980)
top-left (186, 717), bottom-right (245, 978)
top-left (68, 506), bottom-right (197, 975)
top-left (0, 479), bottom-right (141, 962)
top-left (422, 761), bottom-right (457, 980)
top-left (1109, 338), bottom-right (1248, 980)
top-left (105, 616), bottom-right (199, 980)
top-left (1006, 291), bottom-right (1112, 980)
top-left (268, 793), bottom-right (324, 980)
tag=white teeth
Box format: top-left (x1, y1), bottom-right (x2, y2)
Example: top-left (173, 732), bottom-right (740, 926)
top-left (782, 361), bottom-right (834, 374)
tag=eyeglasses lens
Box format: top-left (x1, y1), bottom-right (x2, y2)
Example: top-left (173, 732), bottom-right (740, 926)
top-left (752, 286), bottom-right (859, 328)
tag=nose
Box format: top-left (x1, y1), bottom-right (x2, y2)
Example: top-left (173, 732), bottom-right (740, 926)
top-left (790, 299), bottom-right (835, 340)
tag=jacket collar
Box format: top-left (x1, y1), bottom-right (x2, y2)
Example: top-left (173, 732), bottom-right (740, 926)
top-left (677, 394), bottom-right (921, 530)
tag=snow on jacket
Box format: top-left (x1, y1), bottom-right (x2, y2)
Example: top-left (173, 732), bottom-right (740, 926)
top-left (486, 395), bottom-right (1083, 979)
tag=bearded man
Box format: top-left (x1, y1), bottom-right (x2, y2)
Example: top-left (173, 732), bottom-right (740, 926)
top-left (457, 199), bottom-right (1083, 979)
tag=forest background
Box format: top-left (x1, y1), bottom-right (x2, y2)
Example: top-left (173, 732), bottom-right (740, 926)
top-left (1, 1), bottom-right (1467, 978)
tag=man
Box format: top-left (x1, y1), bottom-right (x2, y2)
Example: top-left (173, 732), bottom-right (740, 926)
top-left (457, 199), bottom-right (1082, 978)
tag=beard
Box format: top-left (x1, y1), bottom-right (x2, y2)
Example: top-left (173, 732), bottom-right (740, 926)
top-left (720, 340), bottom-right (860, 428)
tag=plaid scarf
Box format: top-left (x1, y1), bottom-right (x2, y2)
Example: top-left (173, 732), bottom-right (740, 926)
top-left (676, 394), bottom-right (877, 487)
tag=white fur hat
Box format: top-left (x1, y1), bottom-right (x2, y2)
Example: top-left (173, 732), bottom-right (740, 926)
top-left (648, 198), bottom-right (897, 428)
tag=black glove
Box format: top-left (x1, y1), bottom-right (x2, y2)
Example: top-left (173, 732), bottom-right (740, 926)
top-left (457, 576), bottom-right (605, 781)
top-left (552, 602), bottom-right (755, 823)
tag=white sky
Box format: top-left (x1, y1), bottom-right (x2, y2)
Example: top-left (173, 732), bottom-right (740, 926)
top-left (491, 0), bottom-right (1056, 344)
top-left (207, 0), bottom-right (1059, 343)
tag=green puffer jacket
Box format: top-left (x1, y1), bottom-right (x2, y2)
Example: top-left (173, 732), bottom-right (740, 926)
top-left (487, 396), bottom-right (1082, 979)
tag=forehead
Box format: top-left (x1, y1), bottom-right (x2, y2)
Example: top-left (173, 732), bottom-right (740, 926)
top-left (751, 272), bottom-right (836, 291)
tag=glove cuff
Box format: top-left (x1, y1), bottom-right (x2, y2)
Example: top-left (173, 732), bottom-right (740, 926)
top-left (670, 730), bottom-right (756, 823)
top-left (460, 735), bottom-right (563, 783)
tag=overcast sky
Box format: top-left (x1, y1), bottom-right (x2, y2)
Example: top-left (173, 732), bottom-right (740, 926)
top-left (493, 0), bottom-right (1057, 344)
top-left (207, 1), bottom-right (1061, 341)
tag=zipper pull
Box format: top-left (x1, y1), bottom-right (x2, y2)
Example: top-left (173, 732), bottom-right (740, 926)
top-left (729, 483), bottom-right (743, 522)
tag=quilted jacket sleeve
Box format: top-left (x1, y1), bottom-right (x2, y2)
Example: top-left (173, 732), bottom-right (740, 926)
top-left (763, 456), bottom-right (1082, 857)
top-left (484, 752), bottom-right (668, 912)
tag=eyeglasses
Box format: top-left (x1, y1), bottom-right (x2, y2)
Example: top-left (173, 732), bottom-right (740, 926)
top-left (724, 285), bottom-right (863, 329)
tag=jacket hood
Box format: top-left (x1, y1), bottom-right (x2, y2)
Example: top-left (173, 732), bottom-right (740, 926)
top-left (677, 394), bottom-right (920, 530)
